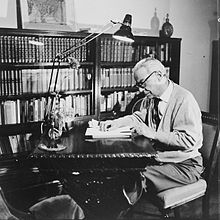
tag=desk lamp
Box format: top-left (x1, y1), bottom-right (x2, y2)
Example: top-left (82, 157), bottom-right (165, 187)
top-left (42, 14), bottom-right (134, 149)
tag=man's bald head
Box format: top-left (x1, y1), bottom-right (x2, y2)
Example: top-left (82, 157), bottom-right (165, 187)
top-left (133, 58), bottom-right (166, 77)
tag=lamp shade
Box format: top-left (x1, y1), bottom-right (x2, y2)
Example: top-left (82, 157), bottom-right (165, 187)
top-left (113, 14), bottom-right (134, 43)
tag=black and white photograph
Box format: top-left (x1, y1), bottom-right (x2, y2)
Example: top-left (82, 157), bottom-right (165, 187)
top-left (0, 0), bottom-right (219, 219)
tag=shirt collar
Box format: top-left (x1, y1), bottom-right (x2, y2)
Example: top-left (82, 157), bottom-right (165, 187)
top-left (159, 80), bottom-right (173, 103)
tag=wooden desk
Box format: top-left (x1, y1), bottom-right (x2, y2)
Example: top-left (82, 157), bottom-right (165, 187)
top-left (29, 124), bottom-right (157, 172)
top-left (28, 124), bottom-right (158, 219)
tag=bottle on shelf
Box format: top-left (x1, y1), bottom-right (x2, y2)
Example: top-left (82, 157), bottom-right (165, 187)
top-left (150, 8), bottom-right (160, 34)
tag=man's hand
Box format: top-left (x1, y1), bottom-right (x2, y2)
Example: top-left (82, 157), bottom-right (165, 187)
top-left (99, 120), bottom-right (119, 132)
top-left (132, 123), bottom-right (156, 139)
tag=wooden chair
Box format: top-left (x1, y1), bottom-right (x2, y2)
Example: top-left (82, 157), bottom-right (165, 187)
top-left (0, 179), bottom-right (63, 220)
top-left (125, 111), bottom-right (220, 219)
top-left (0, 186), bottom-right (31, 220)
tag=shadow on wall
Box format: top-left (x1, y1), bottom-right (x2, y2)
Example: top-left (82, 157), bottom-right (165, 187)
top-left (76, 8), bottom-right (162, 37)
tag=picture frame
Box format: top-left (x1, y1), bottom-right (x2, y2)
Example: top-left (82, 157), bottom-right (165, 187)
top-left (20, 0), bottom-right (77, 31)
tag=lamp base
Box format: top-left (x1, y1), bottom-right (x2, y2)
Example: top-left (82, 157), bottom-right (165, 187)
top-left (39, 122), bottom-right (67, 152)
top-left (38, 142), bottom-right (67, 152)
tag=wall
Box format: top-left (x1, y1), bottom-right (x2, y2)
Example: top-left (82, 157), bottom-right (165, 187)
top-left (0, 0), bottom-right (17, 28)
top-left (75, 0), bottom-right (170, 32)
top-left (170, 0), bottom-right (218, 112)
top-left (75, 0), bottom-right (218, 112)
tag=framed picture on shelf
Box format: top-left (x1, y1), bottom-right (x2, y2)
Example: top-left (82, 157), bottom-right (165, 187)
top-left (20, 0), bottom-right (77, 31)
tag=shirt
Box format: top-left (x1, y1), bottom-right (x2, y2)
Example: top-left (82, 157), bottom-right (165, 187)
top-left (158, 80), bottom-right (174, 119)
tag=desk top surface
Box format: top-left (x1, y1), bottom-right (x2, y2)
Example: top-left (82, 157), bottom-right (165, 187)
top-left (30, 124), bottom-right (157, 159)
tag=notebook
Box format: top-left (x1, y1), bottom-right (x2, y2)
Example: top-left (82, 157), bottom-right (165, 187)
top-left (85, 126), bottom-right (132, 139)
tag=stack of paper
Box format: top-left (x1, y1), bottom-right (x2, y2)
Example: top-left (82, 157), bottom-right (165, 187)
top-left (85, 126), bottom-right (131, 139)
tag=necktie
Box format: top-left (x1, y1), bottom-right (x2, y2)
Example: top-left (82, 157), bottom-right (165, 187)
top-left (152, 98), bottom-right (161, 130)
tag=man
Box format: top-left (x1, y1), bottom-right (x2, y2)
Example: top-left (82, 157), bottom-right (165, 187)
top-left (100, 57), bottom-right (204, 205)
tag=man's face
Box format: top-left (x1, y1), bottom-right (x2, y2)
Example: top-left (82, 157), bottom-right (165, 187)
top-left (134, 67), bottom-right (160, 98)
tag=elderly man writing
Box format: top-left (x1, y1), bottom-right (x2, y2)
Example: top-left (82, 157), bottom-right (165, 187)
top-left (100, 57), bottom-right (203, 205)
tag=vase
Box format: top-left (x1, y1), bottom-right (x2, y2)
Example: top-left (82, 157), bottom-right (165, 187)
top-left (160, 13), bottom-right (173, 38)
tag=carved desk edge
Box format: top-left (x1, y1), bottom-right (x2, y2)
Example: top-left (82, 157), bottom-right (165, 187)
top-left (29, 152), bottom-right (157, 159)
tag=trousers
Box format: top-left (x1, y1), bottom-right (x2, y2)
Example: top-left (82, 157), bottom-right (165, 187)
top-left (123, 156), bottom-right (203, 205)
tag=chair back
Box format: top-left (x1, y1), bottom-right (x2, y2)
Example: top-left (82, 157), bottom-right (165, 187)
top-left (0, 186), bottom-right (31, 220)
top-left (132, 98), bottom-right (144, 113)
top-left (200, 112), bottom-right (220, 185)
top-left (125, 92), bottom-right (145, 115)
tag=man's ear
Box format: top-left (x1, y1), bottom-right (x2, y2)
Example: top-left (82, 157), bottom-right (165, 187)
top-left (156, 71), bottom-right (163, 80)
top-left (157, 71), bottom-right (167, 81)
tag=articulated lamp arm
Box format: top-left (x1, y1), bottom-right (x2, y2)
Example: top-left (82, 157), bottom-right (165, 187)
top-left (44, 14), bottom-right (134, 121)
top-left (45, 21), bottom-right (121, 120)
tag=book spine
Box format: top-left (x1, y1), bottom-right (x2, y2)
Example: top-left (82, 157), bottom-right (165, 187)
top-left (0, 70), bottom-right (2, 96)
top-left (0, 36), bottom-right (3, 63)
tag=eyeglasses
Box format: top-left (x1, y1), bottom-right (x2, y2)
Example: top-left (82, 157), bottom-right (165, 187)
top-left (134, 71), bottom-right (157, 88)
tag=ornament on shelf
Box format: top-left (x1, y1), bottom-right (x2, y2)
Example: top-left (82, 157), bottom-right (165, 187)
top-left (160, 13), bottom-right (173, 38)
top-left (150, 8), bottom-right (160, 33)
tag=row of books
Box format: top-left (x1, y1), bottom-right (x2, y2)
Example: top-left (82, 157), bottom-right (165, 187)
top-left (0, 35), bottom-right (92, 63)
top-left (0, 65), bottom-right (169, 97)
top-left (0, 133), bottom-right (32, 155)
top-left (133, 45), bottom-right (156, 62)
top-left (0, 69), bottom-right (22, 96)
top-left (100, 38), bottom-right (158, 63)
top-left (0, 94), bottom-right (92, 125)
top-left (101, 67), bottom-right (135, 88)
top-left (100, 38), bottom-right (133, 62)
top-left (0, 34), bottom-right (172, 64)
top-left (134, 43), bottom-right (171, 63)
top-left (0, 67), bottom-right (93, 96)
top-left (100, 91), bottom-right (137, 112)
top-left (100, 38), bottom-right (172, 63)
top-left (100, 67), bottom-right (170, 89)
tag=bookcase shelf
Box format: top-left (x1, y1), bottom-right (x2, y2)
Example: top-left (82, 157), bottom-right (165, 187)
top-left (97, 34), bottom-right (181, 114)
top-left (61, 89), bottom-right (93, 96)
top-left (0, 29), bottom-right (97, 132)
top-left (0, 62), bottom-right (94, 70)
top-left (0, 63), bottom-right (95, 68)
top-left (0, 89), bottom-right (93, 101)
top-left (0, 28), bottom-right (181, 156)
top-left (100, 62), bottom-right (136, 68)
top-left (0, 121), bottom-right (42, 136)
top-left (101, 87), bottom-right (137, 94)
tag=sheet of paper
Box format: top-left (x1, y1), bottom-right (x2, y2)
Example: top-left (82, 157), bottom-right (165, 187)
top-left (85, 126), bottom-right (131, 139)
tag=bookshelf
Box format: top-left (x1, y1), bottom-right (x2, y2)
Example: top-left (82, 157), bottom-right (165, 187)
top-left (0, 29), bottom-right (96, 131)
top-left (0, 28), bottom-right (181, 155)
top-left (98, 34), bottom-right (181, 118)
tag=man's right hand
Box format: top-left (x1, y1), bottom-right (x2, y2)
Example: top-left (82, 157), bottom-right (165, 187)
top-left (99, 120), bottom-right (119, 132)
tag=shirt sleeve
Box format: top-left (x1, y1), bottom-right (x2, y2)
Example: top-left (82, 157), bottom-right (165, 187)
top-left (113, 114), bottom-right (142, 128)
top-left (113, 98), bottom-right (148, 128)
